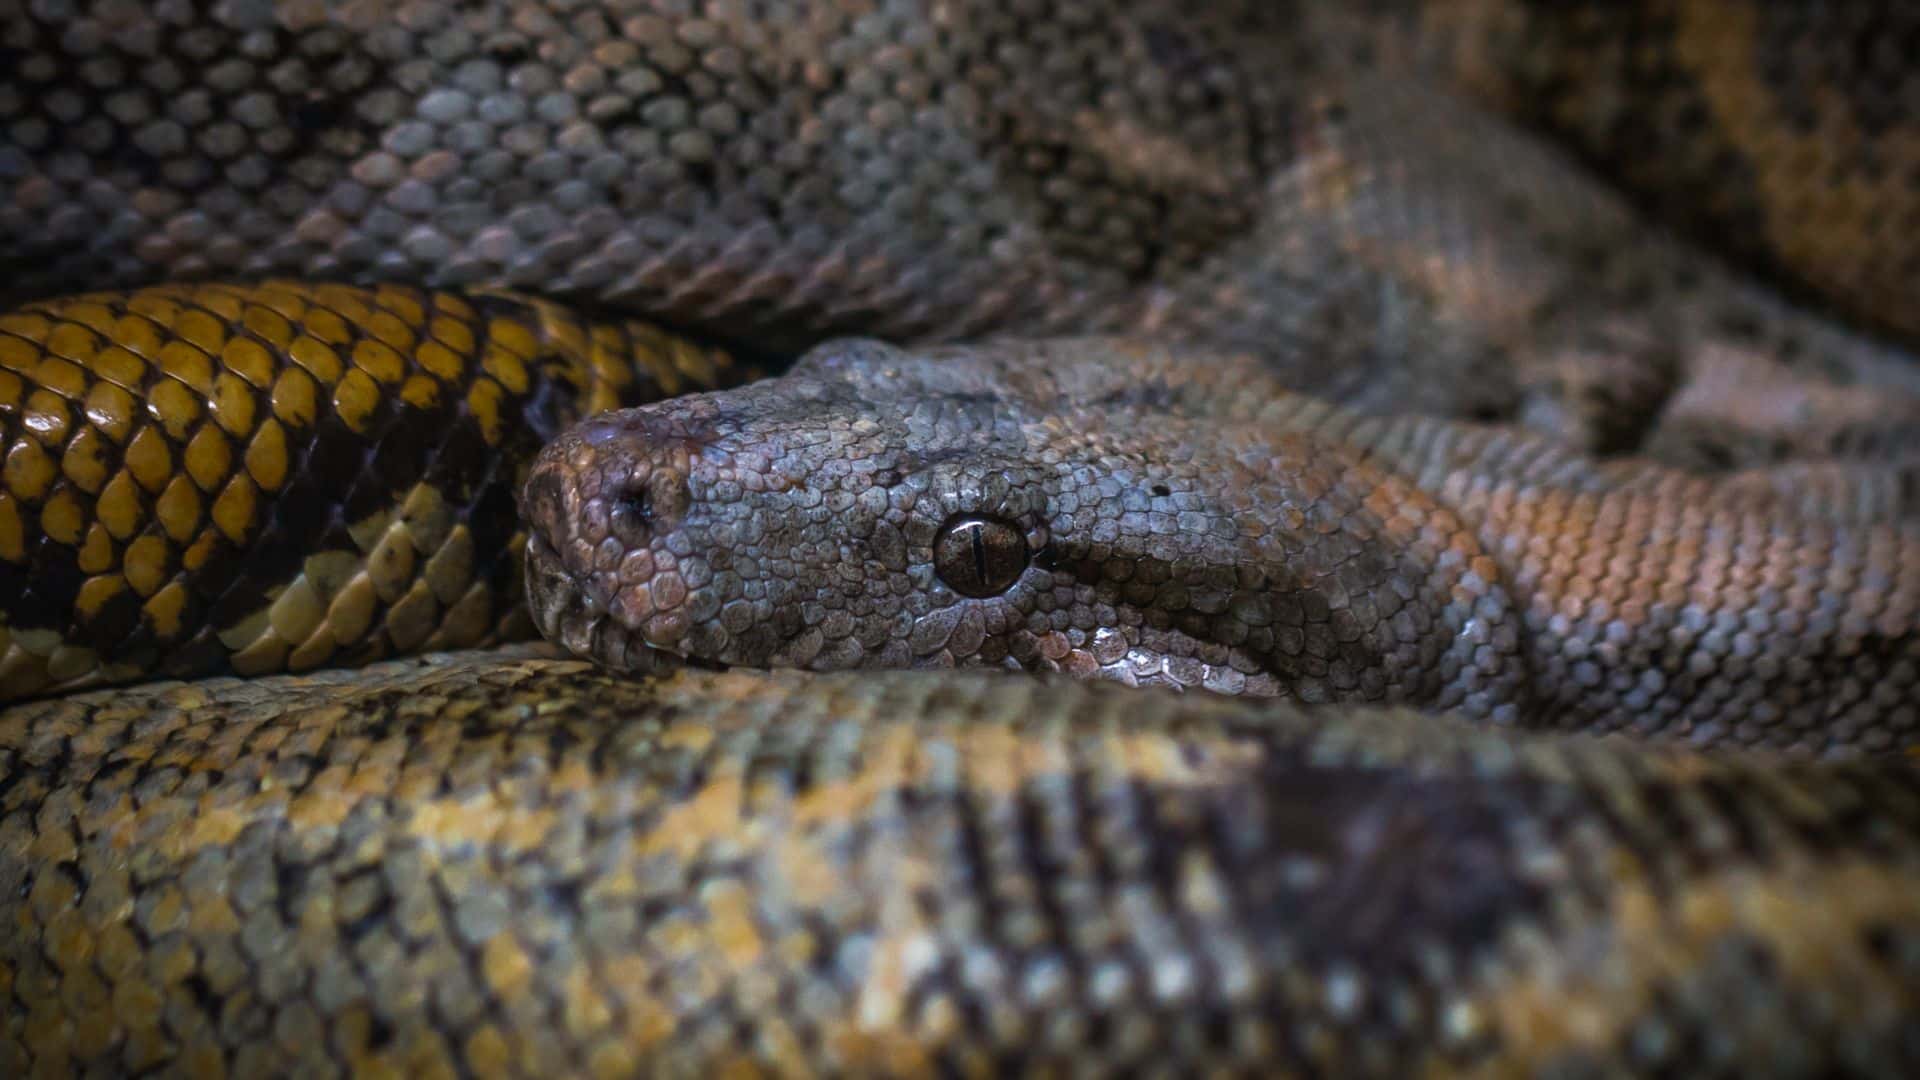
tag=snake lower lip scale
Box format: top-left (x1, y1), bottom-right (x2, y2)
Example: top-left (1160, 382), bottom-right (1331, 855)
top-left (6, 1), bottom-right (1920, 1074)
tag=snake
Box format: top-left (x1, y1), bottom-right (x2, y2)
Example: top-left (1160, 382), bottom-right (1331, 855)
top-left (4, 0), bottom-right (1920, 1074)
top-left (519, 336), bottom-right (1920, 755)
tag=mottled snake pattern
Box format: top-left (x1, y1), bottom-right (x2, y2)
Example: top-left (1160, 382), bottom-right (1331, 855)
top-left (3, 1), bottom-right (1920, 1075)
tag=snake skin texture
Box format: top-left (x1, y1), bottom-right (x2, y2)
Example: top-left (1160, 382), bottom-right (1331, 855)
top-left (3, 648), bottom-right (1918, 1075)
top-left (0, 282), bottom-right (744, 700)
top-left (6, 0), bottom-right (1920, 1074)
top-left (1416, 0), bottom-right (1920, 349)
top-left (10, 1), bottom-right (1920, 466)
top-left (524, 338), bottom-right (1920, 757)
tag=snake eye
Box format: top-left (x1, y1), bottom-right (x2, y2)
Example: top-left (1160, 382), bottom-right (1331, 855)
top-left (934, 514), bottom-right (1029, 597)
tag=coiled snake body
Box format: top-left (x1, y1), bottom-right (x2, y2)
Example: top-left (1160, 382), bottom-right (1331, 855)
top-left (3, 2), bottom-right (1920, 1075)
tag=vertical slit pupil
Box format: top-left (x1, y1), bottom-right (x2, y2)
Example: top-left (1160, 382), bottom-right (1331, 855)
top-left (934, 514), bottom-right (1029, 597)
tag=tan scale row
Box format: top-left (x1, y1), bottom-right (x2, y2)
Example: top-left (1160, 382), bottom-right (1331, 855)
top-left (4, 654), bottom-right (1915, 1074)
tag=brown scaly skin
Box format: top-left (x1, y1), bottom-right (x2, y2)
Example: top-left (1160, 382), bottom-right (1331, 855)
top-left (1414, 0), bottom-right (1920, 351)
top-left (0, 282), bottom-right (745, 700)
top-left (3, 647), bottom-right (1918, 1076)
top-left (526, 338), bottom-right (1920, 757)
top-left (8, 1), bottom-right (1920, 464)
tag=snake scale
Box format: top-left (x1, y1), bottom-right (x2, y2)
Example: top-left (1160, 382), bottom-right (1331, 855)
top-left (4, 0), bottom-right (1920, 1074)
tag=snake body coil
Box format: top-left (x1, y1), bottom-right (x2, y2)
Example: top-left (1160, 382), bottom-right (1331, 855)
top-left (0, 283), bottom-right (742, 700)
top-left (5, 650), bottom-right (1920, 1076)
top-left (522, 338), bottom-right (1920, 757)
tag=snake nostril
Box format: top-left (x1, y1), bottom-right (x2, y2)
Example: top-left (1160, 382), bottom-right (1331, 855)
top-left (608, 482), bottom-right (654, 548)
top-left (606, 467), bottom-right (690, 549)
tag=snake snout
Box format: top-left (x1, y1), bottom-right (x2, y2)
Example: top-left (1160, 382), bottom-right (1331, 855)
top-left (520, 445), bottom-right (595, 578)
top-left (522, 409), bottom-right (704, 621)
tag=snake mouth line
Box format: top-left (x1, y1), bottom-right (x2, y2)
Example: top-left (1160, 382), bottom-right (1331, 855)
top-left (524, 536), bottom-right (727, 675)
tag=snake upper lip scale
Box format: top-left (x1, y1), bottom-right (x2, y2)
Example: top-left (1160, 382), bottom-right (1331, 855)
top-left (525, 530), bottom-right (715, 674)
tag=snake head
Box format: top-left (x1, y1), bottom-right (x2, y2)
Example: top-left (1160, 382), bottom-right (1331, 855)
top-left (520, 339), bottom-right (1100, 679)
top-left (523, 337), bottom-right (1514, 706)
top-left (521, 338), bottom-right (1055, 676)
